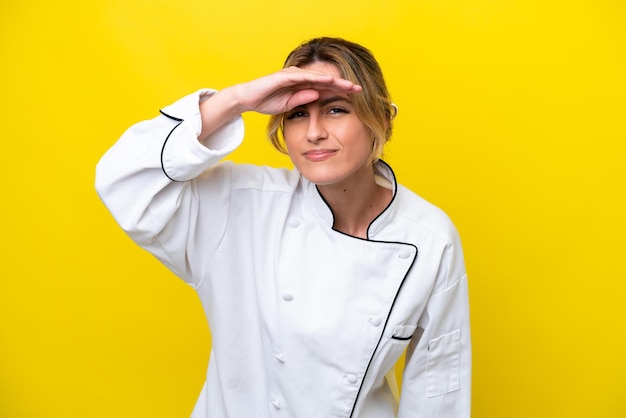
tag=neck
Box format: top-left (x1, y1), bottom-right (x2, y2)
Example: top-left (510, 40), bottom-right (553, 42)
top-left (317, 164), bottom-right (392, 239)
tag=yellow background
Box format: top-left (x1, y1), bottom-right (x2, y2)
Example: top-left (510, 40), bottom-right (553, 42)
top-left (1, 0), bottom-right (625, 417)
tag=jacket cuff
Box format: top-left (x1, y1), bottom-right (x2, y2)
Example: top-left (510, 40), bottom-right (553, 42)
top-left (159, 89), bottom-right (244, 181)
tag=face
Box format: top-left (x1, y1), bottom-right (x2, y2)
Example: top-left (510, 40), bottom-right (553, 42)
top-left (283, 62), bottom-right (374, 187)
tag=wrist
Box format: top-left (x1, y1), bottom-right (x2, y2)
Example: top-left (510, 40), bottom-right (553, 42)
top-left (198, 88), bottom-right (244, 142)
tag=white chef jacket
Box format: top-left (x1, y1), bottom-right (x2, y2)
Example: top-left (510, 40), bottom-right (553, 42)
top-left (95, 90), bottom-right (471, 418)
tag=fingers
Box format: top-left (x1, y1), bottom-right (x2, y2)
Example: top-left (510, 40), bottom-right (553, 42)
top-left (234, 66), bottom-right (362, 115)
top-left (280, 66), bottom-right (362, 94)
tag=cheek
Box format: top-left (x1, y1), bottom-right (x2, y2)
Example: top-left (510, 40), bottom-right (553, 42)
top-left (282, 131), bottom-right (296, 155)
top-left (282, 129), bottom-right (301, 164)
top-left (345, 127), bottom-right (374, 157)
top-left (282, 124), bottom-right (299, 146)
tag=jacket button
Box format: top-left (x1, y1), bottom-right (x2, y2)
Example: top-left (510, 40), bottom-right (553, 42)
top-left (368, 317), bottom-right (382, 327)
top-left (287, 218), bottom-right (300, 228)
top-left (282, 293), bottom-right (294, 301)
top-left (398, 250), bottom-right (411, 259)
top-left (344, 374), bottom-right (358, 384)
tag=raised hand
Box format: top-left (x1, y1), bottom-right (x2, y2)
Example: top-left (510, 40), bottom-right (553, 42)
top-left (198, 66), bottom-right (361, 141)
top-left (232, 66), bottom-right (362, 115)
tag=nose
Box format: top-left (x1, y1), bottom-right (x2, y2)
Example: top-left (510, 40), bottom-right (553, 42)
top-left (305, 112), bottom-right (328, 143)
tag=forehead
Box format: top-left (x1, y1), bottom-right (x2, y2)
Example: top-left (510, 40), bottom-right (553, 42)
top-left (297, 61), bottom-right (352, 104)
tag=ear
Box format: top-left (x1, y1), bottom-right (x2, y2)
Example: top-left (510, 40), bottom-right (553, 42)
top-left (390, 103), bottom-right (398, 120)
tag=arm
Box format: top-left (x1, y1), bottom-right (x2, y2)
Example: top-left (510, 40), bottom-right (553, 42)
top-left (95, 68), bottom-right (361, 286)
top-left (398, 235), bottom-right (472, 417)
top-left (95, 89), bottom-right (243, 285)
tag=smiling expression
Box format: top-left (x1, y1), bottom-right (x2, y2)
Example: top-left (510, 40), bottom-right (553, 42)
top-left (283, 62), bottom-right (374, 187)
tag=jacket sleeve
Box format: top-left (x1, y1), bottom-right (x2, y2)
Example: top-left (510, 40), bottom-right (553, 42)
top-left (398, 230), bottom-right (472, 417)
top-left (95, 89), bottom-right (244, 287)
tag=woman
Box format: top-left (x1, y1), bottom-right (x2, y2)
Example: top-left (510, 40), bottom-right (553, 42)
top-left (96, 37), bottom-right (471, 417)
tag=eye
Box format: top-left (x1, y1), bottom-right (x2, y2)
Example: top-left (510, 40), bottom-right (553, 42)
top-left (285, 110), bottom-right (307, 120)
top-left (328, 107), bottom-right (348, 115)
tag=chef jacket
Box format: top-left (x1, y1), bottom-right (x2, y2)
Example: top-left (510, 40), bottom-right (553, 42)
top-left (95, 89), bottom-right (472, 417)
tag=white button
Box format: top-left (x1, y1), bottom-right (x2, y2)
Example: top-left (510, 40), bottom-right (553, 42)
top-left (398, 250), bottom-right (411, 259)
top-left (282, 293), bottom-right (293, 301)
top-left (344, 374), bottom-right (358, 384)
top-left (368, 317), bottom-right (382, 327)
top-left (271, 399), bottom-right (281, 409)
top-left (275, 353), bottom-right (286, 363)
top-left (287, 218), bottom-right (300, 228)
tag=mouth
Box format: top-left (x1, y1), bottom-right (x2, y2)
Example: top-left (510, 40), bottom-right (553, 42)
top-left (302, 149), bottom-right (338, 162)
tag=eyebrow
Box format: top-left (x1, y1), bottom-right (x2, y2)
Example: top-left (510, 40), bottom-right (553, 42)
top-left (318, 95), bottom-right (352, 107)
top-left (290, 95), bottom-right (352, 112)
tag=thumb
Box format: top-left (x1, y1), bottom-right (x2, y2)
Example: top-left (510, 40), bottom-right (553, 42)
top-left (286, 89), bottom-right (320, 111)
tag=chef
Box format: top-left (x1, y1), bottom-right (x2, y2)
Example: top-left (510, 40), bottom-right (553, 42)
top-left (96, 36), bottom-right (471, 417)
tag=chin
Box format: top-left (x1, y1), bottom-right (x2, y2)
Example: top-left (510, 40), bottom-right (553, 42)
top-left (296, 165), bottom-right (360, 187)
top-left (301, 174), bottom-right (339, 186)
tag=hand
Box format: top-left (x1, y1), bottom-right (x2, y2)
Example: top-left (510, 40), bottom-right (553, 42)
top-left (198, 67), bottom-right (361, 142)
top-left (231, 66), bottom-right (362, 115)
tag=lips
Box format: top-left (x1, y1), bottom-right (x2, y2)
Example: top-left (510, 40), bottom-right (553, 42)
top-left (302, 149), bottom-right (338, 162)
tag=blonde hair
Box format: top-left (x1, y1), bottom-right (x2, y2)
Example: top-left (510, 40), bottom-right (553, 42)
top-left (267, 37), bottom-right (395, 163)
